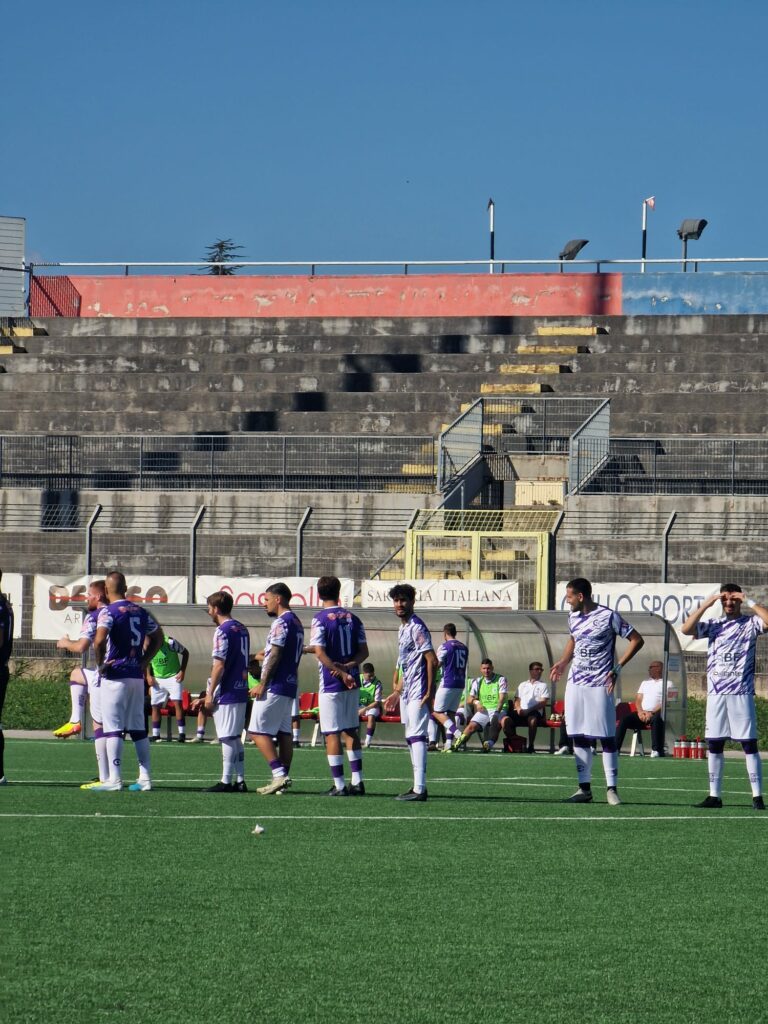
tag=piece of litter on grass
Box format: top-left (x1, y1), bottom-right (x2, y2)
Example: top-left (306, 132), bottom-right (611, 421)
top-left (252, 824), bottom-right (265, 835)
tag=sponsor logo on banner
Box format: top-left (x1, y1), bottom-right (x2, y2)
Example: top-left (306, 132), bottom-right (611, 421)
top-left (555, 581), bottom-right (717, 652)
top-left (2, 573), bottom-right (23, 638)
top-left (361, 579), bottom-right (519, 609)
top-left (195, 576), bottom-right (355, 609)
top-left (33, 575), bottom-right (188, 641)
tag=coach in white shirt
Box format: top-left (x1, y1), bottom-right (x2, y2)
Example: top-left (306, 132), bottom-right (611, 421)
top-left (615, 660), bottom-right (667, 757)
top-left (509, 662), bottom-right (550, 753)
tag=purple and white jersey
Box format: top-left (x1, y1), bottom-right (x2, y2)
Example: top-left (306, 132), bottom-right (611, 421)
top-left (310, 606), bottom-right (367, 694)
top-left (97, 600), bottom-right (159, 680)
top-left (436, 638), bottom-right (469, 689)
top-left (567, 604), bottom-right (634, 688)
top-left (398, 614), bottom-right (434, 702)
top-left (264, 610), bottom-right (304, 699)
top-left (212, 618), bottom-right (250, 704)
top-left (80, 606), bottom-right (104, 668)
top-left (696, 614), bottom-right (765, 695)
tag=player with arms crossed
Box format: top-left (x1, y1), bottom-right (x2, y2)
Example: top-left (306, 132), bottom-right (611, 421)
top-left (55, 580), bottom-right (111, 787)
top-left (430, 623), bottom-right (468, 751)
top-left (384, 584), bottom-right (438, 801)
top-left (92, 572), bottom-right (164, 792)
top-left (204, 592), bottom-right (250, 792)
top-left (148, 636), bottom-right (190, 743)
top-left (681, 583), bottom-right (768, 810)
top-left (550, 578), bottom-right (644, 805)
top-left (248, 582), bottom-right (304, 796)
top-left (309, 575), bottom-right (369, 796)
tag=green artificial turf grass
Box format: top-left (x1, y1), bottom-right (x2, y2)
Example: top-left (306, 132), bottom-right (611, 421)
top-left (4, 741), bottom-right (768, 1024)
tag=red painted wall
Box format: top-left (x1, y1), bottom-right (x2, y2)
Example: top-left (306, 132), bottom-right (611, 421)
top-left (32, 273), bottom-right (622, 318)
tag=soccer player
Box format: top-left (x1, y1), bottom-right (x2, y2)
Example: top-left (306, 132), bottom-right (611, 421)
top-left (430, 623), bottom-right (469, 751)
top-left (203, 591), bottom-right (250, 792)
top-left (148, 636), bottom-right (190, 742)
top-left (550, 577), bottom-right (644, 806)
top-left (509, 661), bottom-right (550, 753)
top-left (681, 584), bottom-right (768, 810)
top-left (359, 663), bottom-right (383, 748)
top-left (55, 580), bottom-right (111, 787)
top-left (450, 658), bottom-right (509, 752)
top-left (0, 570), bottom-right (14, 785)
top-left (309, 575), bottom-right (369, 795)
top-left (91, 571), bottom-right (164, 792)
top-left (53, 582), bottom-right (108, 739)
top-left (383, 584), bottom-right (438, 801)
top-left (248, 582), bottom-right (304, 795)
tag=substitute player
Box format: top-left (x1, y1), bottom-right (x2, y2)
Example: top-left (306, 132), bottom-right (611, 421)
top-left (148, 636), bottom-right (190, 743)
top-left (309, 575), bottom-right (369, 795)
top-left (430, 623), bottom-right (468, 751)
top-left (359, 663), bottom-right (383, 748)
top-left (450, 658), bottom-right (509, 752)
top-left (681, 584), bottom-right (768, 810)
top-left (91, 572), bottom-right (163, 792)
top-left (55, 580), bottom-right (111, 787)
top-left (384, 584), bottom-right (438, 801)
top-left (248, 582), bottom-right (304, 795)
top-left (550, 577), bottom-right (644, 805)
top-left (203, 591), bottom-right (250, 792)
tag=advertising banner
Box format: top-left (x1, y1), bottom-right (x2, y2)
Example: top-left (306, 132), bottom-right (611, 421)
top-left (33, 575), bottom-right (187, 641)
top-left (361, 579), bottom-right (519, 609)
top-left (195, 576), bottom-right (355, 609)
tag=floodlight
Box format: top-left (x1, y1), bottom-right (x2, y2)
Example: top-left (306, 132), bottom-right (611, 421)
top-left (677, 219), bottom-right (708, 271)
top-left (558, 239), bottom-right (589, 271)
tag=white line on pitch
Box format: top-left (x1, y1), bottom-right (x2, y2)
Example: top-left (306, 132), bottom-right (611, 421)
top-left (0, 812), bottom-right (766, 824)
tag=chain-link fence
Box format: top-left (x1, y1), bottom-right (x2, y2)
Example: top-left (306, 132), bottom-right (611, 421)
top-left (0, 434), bottom-right (436, 492)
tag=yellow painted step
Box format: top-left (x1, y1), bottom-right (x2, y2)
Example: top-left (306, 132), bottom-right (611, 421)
top-left (0, 345), bottom-right (24, 355)
top-left (0, 327), bottom-right (33, 338)
top-left (482, 549), bottom-right (530, 564)
top-left (516, 344), bottom-right (580, 355)
top-left (401, 463), bottom-right (436, 476)
top-left (421, 548), bottom-right (472, 562)
top-left (499, 363), bottom-right (567, 375)
top-left (462, 401), bottom-right (522, 414)
top-left (536, 325), bottom-right (600, 336)
top-left (481, 382), bottom-right (545, 395)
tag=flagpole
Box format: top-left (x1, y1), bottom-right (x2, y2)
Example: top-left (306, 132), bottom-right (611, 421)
top-left (487, 197), bottom-right (495, 274)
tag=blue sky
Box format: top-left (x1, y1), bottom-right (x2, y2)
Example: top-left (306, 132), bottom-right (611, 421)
top-left (2, 0), bottom-right (765, 269)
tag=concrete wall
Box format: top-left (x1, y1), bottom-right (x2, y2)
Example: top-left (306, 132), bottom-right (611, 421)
top-left (31, 273), bottom-right (622, 318)
top-left (31, 271), bottom-right (768, 319)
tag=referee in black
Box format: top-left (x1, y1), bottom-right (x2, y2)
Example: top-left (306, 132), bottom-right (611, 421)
top-left (0, 570), bottom-right (15, 784)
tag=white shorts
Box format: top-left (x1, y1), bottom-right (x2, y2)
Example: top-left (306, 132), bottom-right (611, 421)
top-left (565, 681), bottom-right (615, 739)
top-left (100, 677), bottom-right (146, 734)
top-left (360, 705), bottom-right (381, 719)
top-left (434, 687), bottom-right (463, 715)
top-left (470, 708), bottom-right (502, 730)
top-left (80, 669), bottom-right (102, 723)
top-left (706, 693), bottom-right (757, 741)
top-left (320, 690), bottom-right (360, 735)
top-left (213, 702), bottom-right (247, 740)
top-left (292, 696), bottom-right (300, 717)
top-left (248, 691), bottom-right (293, 736)
top-left (401, 695), bottom-right (430, 739)
top-left (150, 677), bottom-right (183, 705)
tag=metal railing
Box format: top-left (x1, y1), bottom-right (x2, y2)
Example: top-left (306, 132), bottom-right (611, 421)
top-left (438, 397), bottom-right (607, 493)
top-left (568, 400), bottom-right (612, 494)
top-left (0, 433), bottom-right (436, 492)
top-left (27, 257), bottom-right (768, 276)
top-left (572, 436), bottom-right (768, 496)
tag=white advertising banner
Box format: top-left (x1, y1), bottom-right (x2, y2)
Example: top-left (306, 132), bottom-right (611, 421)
top-left (555, 581), bottom-right (719, 652)
top-left (33, 575), bottom-right (188, 641)
top-left (195, 576), bottom-right (355, 609)
top-left (361, 579), bottom-right (519, 609)
top-left (3, 573), bottom-right (23, 638)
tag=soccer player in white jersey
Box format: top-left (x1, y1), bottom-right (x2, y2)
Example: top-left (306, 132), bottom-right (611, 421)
top-left (550, 577), bottom-right (644, 805)
top-left (681, 583), bottom-right (768, 810)
top-left (55, 580), bottom-right (111, 786)
top-left (383, 584), bottom-right (438, 801)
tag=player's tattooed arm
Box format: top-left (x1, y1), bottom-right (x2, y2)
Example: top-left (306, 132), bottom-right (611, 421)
top-left (259, 644), bottom-right (283, 690)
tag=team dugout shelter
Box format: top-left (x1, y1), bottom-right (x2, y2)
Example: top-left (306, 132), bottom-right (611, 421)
top-left (147, 607), bottom-right (687, 744)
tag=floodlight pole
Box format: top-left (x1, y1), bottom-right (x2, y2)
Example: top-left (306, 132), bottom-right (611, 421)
top-left (681, 236), bottom-right (688, 273)
top-left (487, 198), bottom-right (495, 274)
top-left (641, 201), bottom-right (648, 274)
